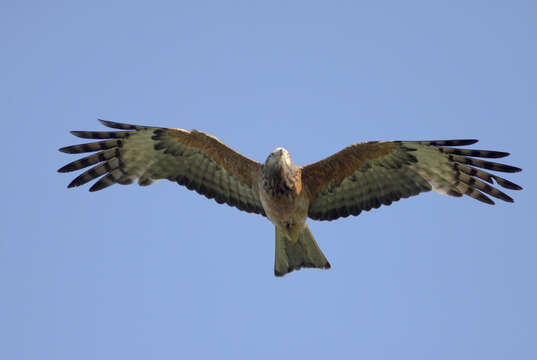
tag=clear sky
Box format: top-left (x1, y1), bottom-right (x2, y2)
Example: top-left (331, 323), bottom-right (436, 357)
top-left (2, 1), bottom-right (535, 359)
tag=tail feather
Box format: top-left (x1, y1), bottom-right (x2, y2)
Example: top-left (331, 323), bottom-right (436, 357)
top-left (274, 224), bottom-right (330, 277)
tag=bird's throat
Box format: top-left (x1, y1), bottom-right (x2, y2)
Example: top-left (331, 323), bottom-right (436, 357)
top-left (263, 166), bottom-right (296, 197)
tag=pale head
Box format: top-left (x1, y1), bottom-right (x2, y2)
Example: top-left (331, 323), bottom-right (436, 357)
top-left (264, 147), bottom-right (293, 171)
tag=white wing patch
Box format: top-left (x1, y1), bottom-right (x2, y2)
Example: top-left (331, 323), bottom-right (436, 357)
top-left (406, 144), bottom-right (460, 195)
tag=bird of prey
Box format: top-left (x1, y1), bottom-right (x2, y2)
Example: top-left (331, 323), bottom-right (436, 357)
top-left (58, 120), bottom-right (522, 276)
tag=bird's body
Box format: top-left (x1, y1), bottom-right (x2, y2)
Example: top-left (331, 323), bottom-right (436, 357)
top-left (260, 148), bottom-right (307, 240)
top-left (258, 148), bottom-right (329, 275)
top-left (59, 120), bottom-right (522, 276)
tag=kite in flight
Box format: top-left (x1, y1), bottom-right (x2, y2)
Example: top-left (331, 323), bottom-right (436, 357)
top-left (58, 120), bottom-right (522, 276)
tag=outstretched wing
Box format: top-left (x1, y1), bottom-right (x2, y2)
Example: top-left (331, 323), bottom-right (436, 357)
top-left (58, 120), bottom-right (265, 215)
top-left (302, 140), bottom-right (522, 221)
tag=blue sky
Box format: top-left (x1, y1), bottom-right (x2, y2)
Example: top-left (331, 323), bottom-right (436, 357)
top-left (2, 1), bottom-right (535, 359)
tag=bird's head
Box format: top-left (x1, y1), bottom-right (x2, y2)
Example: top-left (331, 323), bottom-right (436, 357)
top-left (265, 147), bottom-right (293, 171)
top-left (263, 147), bottom-right (299, 192)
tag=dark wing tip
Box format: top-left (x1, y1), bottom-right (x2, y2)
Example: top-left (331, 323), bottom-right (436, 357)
top-left (495, 177), bottom-right (523, 190)
top-left (495, 164), bottom-right (522, 173)
top-left (436, 139), bottom-right (479, 146)
top-left (415, 139), bottom-right (479, 147)
top-left (88, 180), bottom-right (109, 192)
top-left (486, 151), bottom-right (510, 158)
top-left (98, 119), bottom-right (143, 130)
top-left (57, 164), bottom-right (72, 173)
top-left (504, 196), bottom-right (515, 203)
top-left (69, 130), bottom-right (99, 139)
top-left (58, 146), bottom-right (73, 153)
top-left (478, 194), bottom-right (495, 205)
top-left (99, 119), bottom-right (126, 129)
top-left (456, 139), bottom-right (479, 146)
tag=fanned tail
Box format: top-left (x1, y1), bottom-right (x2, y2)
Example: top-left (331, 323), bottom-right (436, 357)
top-left (274, 224), bottom-right (330, 277)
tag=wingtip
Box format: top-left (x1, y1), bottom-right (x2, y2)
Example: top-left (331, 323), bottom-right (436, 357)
top-left (494, 177), bottom-right (523, 190)
top-left (495, 151), bottom-right (510, 158)
top-left (477, 193), bottom-right (495, 205)
top-left (451, 139), bottom-right (479, 146)
top-left (98, 119), bottom-right (113, 127)
top-left (69, 130), bottom-right (93, 139)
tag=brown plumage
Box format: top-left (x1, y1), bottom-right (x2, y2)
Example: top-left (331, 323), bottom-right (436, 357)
top-left (59, 120), bottom-right (523, 276)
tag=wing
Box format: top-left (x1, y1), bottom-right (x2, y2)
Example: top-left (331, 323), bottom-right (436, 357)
top-left (302, 140), bottom-right (522, 221)
top-left (58, 120), bottom-right (265, 216)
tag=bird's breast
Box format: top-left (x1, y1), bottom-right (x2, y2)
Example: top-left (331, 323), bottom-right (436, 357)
top-left (258, 173), bottom-right (309, 231)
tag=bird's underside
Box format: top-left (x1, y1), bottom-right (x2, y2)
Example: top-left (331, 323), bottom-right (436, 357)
top-left (59, 120), bottom-right (523, 276)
